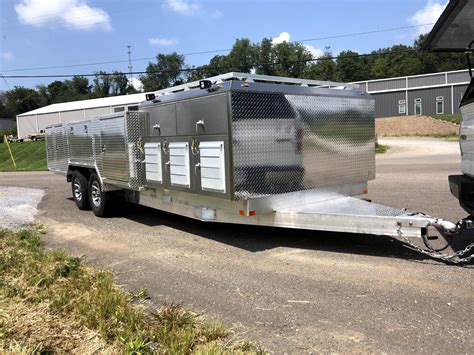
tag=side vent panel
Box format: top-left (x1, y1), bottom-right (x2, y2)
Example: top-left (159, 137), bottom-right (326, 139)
top-left (144, 142), bottom-right (163, 183)
top-left (200, 141), bottom-right (226, 193)
top-left (169, 142), bottom-right (190, 187)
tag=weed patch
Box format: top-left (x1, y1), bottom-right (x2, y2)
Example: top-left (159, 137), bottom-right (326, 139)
top-left (0, 228), bottom-right (263, 353)
top-left (430, 113), bottom-right (462, 125)
top-left (376, 143), bottom-right (389, 154)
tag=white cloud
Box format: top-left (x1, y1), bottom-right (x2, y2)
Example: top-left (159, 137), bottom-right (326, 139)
top-left (272, 32), bottom-right (290, 45)
top-left (408, 0), bottom-right (448, 35)
top-left (1, 51), bottom-right (14, 61)
top-left (15, 0), bottom-right (112, 31)
top-left (129, 78), bottom-right (143, 92)
top-left (148, 37), bottom-right (178, 46)
top-left (163, 0), bottom-right (199, 15)
top-left (304, 44), bottom-right (324, 59)
top-left (272, 32), bottom-right (323, 58)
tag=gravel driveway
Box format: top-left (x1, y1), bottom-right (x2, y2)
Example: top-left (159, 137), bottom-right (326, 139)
top-left (0, 137), bottom-right (472, 353)
top-left (0, 186), bottom-right (43, 230)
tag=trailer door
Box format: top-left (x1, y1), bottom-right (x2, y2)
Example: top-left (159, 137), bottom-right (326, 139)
top-left (99, 116), bottom-right (129, 182)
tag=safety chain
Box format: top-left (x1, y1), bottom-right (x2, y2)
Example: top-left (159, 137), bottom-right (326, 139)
top-left (397, 224), bottom-right (474, 264)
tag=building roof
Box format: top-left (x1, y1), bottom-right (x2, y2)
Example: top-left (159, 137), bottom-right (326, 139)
top-left (17, 92), bottom-right (150, 117)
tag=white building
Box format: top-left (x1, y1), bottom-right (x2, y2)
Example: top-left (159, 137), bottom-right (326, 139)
top-left (16, 92), bottom-right (149, 138)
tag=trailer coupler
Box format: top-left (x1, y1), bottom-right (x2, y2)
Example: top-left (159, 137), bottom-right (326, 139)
top-left (399, 212), bottom-right (474, 264)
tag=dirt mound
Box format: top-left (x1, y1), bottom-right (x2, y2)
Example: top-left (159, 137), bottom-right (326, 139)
top-left (376, 115), bottom-right (459, 137)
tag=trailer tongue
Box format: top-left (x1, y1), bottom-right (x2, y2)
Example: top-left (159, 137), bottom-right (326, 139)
top-left (45, 72), bottom-right (473, 264)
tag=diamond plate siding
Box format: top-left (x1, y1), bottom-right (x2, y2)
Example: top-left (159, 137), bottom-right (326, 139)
top-left (231, 92), bottom-right (375, 199)
top-left (125, 111), bottom-right (147, 189)
top-left (68, 121), bottom-right (94, 166)
top-left (98, 112), bottom-right (145, 186)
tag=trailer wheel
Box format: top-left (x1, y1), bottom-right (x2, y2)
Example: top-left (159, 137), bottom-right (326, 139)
top-left (31, 136), bottom-right (37, 141)
top-left (71, 171), bottom-right (90, 210)
top-left (89, 173), bottom-right (109, 217)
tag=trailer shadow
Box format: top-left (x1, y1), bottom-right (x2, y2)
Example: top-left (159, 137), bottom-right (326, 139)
top-left (110, 201), bottom-right (474, 264)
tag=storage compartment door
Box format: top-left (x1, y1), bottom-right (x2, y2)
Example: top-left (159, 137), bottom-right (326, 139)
top-left (199, 141), bottom-right (226, 193)
top-left (100, 116), bottom-right (128, 182)
top-left (144, 142), bottom-right (163, 184)
top-left (169, 142), bottom-right (190, 188)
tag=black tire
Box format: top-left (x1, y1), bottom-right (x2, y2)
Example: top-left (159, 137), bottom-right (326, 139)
top-left (71, 171), bottom-right (90, 210)
top-left (31, 136), bottom-right (37, 141)
top-left (88, 173), bottom-right (109, 217)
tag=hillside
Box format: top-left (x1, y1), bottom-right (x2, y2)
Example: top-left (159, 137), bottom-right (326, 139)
top-left (0, 141), bottom-right (47, 171)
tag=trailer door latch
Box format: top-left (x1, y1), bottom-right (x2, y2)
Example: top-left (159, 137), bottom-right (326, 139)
top-left (196, 120), bottom-right (205, 132)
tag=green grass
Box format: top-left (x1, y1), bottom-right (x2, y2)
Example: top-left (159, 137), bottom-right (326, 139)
top-left (0, 228), bottom-right (263, 353)
top-left (0, 141), bottom-right (47, 171)
top-left (376, 143), bottom-right (389, 154)
top-left (430, 113), bottom-right (462, 125)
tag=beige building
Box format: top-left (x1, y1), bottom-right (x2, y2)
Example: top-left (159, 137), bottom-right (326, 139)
top-left (16, 92), bottom-right (149, 138)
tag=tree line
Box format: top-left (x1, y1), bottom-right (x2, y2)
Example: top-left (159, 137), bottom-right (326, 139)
top-left (0, 33), bottom-right (467, 126)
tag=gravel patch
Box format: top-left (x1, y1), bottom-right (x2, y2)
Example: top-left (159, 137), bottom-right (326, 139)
top-left (376, 115), bottom-right (459, 137)
top-left (0, 186), bottom-right (44, 230)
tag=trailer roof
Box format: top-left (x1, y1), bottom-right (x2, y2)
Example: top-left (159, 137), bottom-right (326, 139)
top-left (151, 72), bottom-right (356, 96)
top-left (19, 73), bottom-right (355, 118)
top-left (17, 92), bottom-right (151, 117)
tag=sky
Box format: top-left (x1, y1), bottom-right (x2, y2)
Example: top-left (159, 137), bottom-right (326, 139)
top-left (0, 0), bottom-right (449, 91)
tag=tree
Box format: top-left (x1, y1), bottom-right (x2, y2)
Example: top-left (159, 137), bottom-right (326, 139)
top-left (110, 72), bottom-right (129, 96)
top-left (47, 80), bottom-right (71, 102)
top-left (140, 53), bottom-right (186, 91)
top-left (335, 50), bottom-right (371, 82)
top-left (5, 86), bottom-right (47, 116)
top-left (70, 76), bottom-right (91, 96)
top-left (270, 41), bottom-right (312, 78)
top-left (0, 92), bottom-right (14, 119)
top-left (126, 83), bottom-right (139, 95)
top-left (227, 38), bottom-right (258, 73)
top-left (92, 71), bottom-right (112, 98)
top-left (256, 37), bottom-right (275, 75)
top-left (370, 56), bottom-right (391, 79)
top-left (188, 38), bottom-right (259, 81)
top-left (303, 47), bottom-right (337, 81)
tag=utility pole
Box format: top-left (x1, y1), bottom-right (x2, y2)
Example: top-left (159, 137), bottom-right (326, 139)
top-left (127, 45), bottom-right (133, 87)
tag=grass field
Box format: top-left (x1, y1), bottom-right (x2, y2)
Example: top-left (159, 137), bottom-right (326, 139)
top-left (0, 228), bottom-right (261, 353)
top-left (0, 141), bottom-right (47, 171)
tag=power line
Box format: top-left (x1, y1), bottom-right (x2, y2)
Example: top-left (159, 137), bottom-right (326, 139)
top-left (1, 49), bottom-right (231, 73)
top-left (0, 48), bottom-right (420, 79)
top-left (0, 74), bottom-right (12, 89)
top-left (297, 24), bottom-right (435, 43)
top-left (1, 23), bottom-right (436, 73)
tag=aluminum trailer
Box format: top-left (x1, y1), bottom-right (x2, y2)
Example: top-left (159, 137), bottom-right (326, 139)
top-left (45, 72), bottom-right (469, 261)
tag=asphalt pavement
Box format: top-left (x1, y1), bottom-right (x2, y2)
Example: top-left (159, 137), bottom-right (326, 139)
top-left (0, 137), bottom-right (472, 353)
